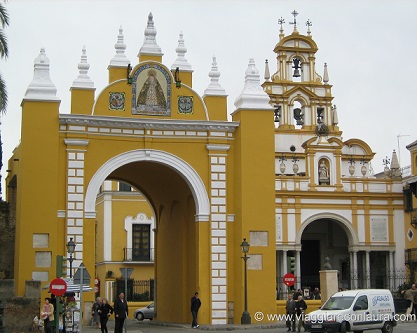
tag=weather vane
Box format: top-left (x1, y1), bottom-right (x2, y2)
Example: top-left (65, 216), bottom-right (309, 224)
top-left (278, 17), bottom-right (285, 31)
top-left (289, 10), bottom-right (299, 30)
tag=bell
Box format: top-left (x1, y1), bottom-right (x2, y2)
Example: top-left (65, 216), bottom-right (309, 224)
top-left (293, 68), bottom-right (301, 77)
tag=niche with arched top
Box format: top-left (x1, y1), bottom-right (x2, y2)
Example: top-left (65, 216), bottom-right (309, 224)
top-left (318, 158), bottom-right (330, 185)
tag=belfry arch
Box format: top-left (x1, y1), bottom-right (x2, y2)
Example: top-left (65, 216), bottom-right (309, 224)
top-left (84, 149), bottom-right (210, 220)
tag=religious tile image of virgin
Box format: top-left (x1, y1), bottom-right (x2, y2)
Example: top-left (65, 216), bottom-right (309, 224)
top-left (131, 64), bottom-right (171, 116)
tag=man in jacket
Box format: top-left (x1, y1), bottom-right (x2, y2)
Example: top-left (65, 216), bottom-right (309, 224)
top-left (295, 295), bottom-right (308, 332)
top-left (190, 292), bottom-right (201, 328)
top-left (402, 283), bottom-right (417, 317)
top-left (286, 294), bottom-right (296, 332)
top-left (113, 293), bottom-right (128, 333)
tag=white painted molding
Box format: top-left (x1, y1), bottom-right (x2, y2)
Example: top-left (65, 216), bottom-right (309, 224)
top-left (206, 144), bottom-right (230, 151)
top-left (59, 114), bottom-right (239, 132)
top-left (64, 139), bottom-right (90, 147)
top-left (84, 149), bottom-right (210, 221)
top-left (57, 210), bottom-right (66, 218)
top-left (296, 212), bottom-right (359, 245)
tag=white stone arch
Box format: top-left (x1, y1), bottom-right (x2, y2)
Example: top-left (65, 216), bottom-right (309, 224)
top-left (84, 149), bottom-right (210, 221)
top-left (296, 212), bottom-right (359, 246)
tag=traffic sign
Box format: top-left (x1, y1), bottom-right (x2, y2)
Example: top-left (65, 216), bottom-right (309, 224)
top-left (50, 278), bottom-right (67, 296)
top-left (283, 273), bottom-right (296, 287)
top-left (120, 268), bottom-right (133, 279)
top-left (74, 262), bottom-right (91, 284)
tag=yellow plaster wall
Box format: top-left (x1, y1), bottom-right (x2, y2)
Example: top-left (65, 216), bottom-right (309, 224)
top-left (232, 108), bottom-right (276, 323)
top-left (70, 88), bottom-right (95, 115)
top-left (15, 100), bottom-right (61, 295)
top-left (204, 95), bottom-right (228, 121)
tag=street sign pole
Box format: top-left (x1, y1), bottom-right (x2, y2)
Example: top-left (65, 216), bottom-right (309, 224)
top-left (73, 263), bottom-right (91, 333)
top-left (79, 267), bottom-right (84, 333)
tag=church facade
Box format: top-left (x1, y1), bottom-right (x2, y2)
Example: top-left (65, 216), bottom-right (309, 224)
top-left (6, 12), bottom-right (405, 325)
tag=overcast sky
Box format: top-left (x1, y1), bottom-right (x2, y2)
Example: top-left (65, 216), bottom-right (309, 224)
top-left (1, 0), bottom-right (416, 190)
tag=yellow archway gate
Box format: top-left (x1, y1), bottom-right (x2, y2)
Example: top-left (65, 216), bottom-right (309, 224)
top-left (8, 30), bottom-right (277, 324)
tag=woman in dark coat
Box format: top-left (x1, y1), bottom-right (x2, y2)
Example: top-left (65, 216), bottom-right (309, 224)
top-left (97, 298), bottom-right (113, 333)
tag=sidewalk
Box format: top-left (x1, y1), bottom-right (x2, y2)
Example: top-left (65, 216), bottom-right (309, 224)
top-left (81, 318), bottom-right (285, 332)
top-left (80, 318), bottom-right (415, 333)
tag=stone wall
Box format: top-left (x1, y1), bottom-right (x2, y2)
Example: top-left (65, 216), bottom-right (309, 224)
top-left (0, 280), bottom-right (41, 333)
top-left (4, 297), bottom-right (40, 333)
top-left (0, 201), bottom-right (14, 279)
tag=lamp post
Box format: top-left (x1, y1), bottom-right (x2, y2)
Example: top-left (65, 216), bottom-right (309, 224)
top-left (240, 238), bottom-right (251, 324)
top-left (66, 237), bottom-right (76, 278)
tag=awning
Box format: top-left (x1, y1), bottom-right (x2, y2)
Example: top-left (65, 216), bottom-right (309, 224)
top-left (43, 278), bottom-right (93, 293)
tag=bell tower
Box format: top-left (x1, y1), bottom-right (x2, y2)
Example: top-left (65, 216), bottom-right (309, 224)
top-left (263, 11), bottom-right (340, 137)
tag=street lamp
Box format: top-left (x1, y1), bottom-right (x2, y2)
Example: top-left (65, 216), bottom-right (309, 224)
top-left (240, 238), bottom-right (251, 324)
top-left (66, 237), bottom-right (76, 278)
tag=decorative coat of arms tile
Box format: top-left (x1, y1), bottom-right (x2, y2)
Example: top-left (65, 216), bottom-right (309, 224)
top-left (109, 92), bottom-right (125, 111)
top-left (178, 96), bottom-right (193, 114)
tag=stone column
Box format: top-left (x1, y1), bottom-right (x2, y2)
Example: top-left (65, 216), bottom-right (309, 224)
top-left (296, 250), bottom-right (301, 290)
top-left (389, 251), bottom-right (395, 290)
top-left (282, 250), bottom-right (288, 275)
top-left (351, 251), bottom-right (358, 289)
top-left (365, 251), bottom-right (371, 289)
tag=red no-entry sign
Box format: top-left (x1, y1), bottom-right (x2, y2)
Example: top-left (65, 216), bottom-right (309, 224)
top-left (50, 278), bottom-right (67, 296)
top-left (283, 273), bottom-right (296, 287)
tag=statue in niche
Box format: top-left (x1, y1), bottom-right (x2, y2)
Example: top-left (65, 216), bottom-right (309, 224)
top-left (319, 160), bottom-right (330, 185)
top-left (323, 257), bottom-right (332, 270)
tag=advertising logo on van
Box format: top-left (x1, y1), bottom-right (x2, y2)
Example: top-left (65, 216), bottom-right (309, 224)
top-left (372, 295), bottom-right (390, 307)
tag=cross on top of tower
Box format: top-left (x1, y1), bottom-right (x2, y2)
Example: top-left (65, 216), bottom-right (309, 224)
top-left (289, 10), bottom-right (299, 31)
top-left (306, 19), bottom-right (312, 35)
top-left (278, 17), bottom-right (285, 32)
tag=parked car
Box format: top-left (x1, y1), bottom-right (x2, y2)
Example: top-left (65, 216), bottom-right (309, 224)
top-left (134, 302), bottom-right (154, 321)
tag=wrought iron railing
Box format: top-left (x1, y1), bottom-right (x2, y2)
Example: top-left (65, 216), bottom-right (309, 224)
top-left (276, 270), bottom-right (407, 300)
top-left (405, 248), bottom-right (417, 266)
top-left (123, 247), bottom-right (154, 262)
top-left (113, 279), bottom-right (154, 301)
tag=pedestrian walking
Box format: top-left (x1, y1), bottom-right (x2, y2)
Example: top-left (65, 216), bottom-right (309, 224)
top-left (286, 294), bottom-right (296, 332)
top-left (41, 297), bottom-right (54, 333)
top-left (91, 297), bottom-right (102, 328)
top-left (98, 298), bottom-right (113, 333)
top-left (113, 293), bottom-right (128, 333)
top-left (191, 292), bottom-right (201, 328)
top-left (295, 295), bottom-right (308, 332)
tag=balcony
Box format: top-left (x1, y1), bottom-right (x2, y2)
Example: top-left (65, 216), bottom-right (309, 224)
top-left (405, 248), bottom-right (417, 267)
top-left (124, 248), bottom-right (154, 262)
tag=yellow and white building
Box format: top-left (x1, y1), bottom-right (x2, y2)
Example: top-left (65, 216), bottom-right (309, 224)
top-left (403, 141), bottom-right (417, 282)
top-left (6, 13), bottom-right (405, 325)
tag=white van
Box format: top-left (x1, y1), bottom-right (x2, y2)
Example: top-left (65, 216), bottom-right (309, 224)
top-left (305, 289), bottom-right (396, 333)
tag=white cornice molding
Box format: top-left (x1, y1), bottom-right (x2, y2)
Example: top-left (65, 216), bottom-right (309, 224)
top-left (64, 139), bottom-right (90, 146)
top-left (206, 144), bottom-right (230, 151)
top-left (59, 114), bottom-right (239, 132)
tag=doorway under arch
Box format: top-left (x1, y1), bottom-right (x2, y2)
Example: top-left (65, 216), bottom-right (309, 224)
top-left (85, 149), bottom-right (211, 324)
